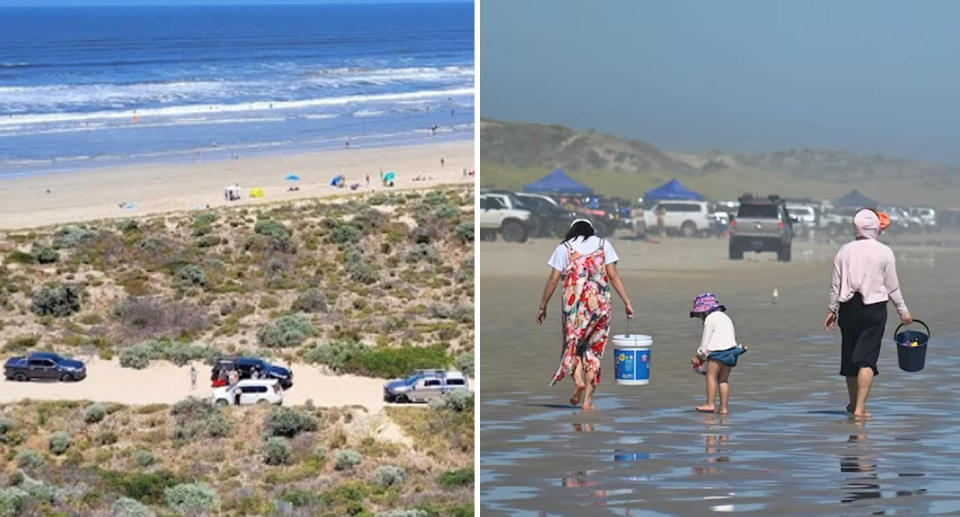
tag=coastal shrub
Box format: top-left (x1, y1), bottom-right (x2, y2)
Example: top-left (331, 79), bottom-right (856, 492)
top-left (407, 243), bottom-right (440, 263)
top-left (372, 466), bottom-right (406, 488)
top-left (133, 450), bottom-right (155, 468)
top-left (119, 340), bottom-right (219, 369)
top-left (119, 344), bottom-right (155, 369)
top-left (113, 297), bottom-right (209, 343)
top-left (257, 315), bottom-right (316, 348)
top-left (349, 344), bottom-right (451, 379)
top-left (0, 417), bottom-right (15, 436)
top-left (84, 403), bottom-right (106, 424)
top-left (429, 303), bottom-right (474, 323)
top-left (254, 219), bottom-right (291, 240)
top-left (192, 212), bottom-right (218, 236)
top-left (429, 388), bottom-right (473, 413)
top-left (302, 339), bottom-right (365, 372)
top-left (175, 264), bottom-right (208, 288)
top-left (164, 482), bottom-right (218, 515)
top-left (438, 468), bottom-right (474, 489)
top-left (456, 352), bottom-right (474, 378)
top-left (376, 510), bottom-right (427, 517)
top-left (291, 288), bottom-right (327, 313)
top-left (19, 474), bottom-right (56, 504)
top-left (0, 418), bottom-right (21, 446)
top-left (3, 335), bottom-right (38, 353)
top-left (172, 397), bottom-right (233, 440)
top-left (314, 444), bottom-right (328, 462)
top-left (250, 219), bottom-right (294, 252)
top-left (263, 437), bottom-right (293, 465)
top-left (52, 225), bottom-right (96, 249)
top-left (116, 219), bottom-right (140, 232)
top-left (15, 449), bottom-right (44, 469)
top-left (36, 247), bottom-right (59, 264)
top-left (112, 497), bottom-right (155, 517)
top-left (455, 222), bottom-right (474, 243)
top-left (99, 469), bottom-right (187, 505)
top-left (263, 407), bottom-right (317, 438)
top-left (345, 251), bottom-right (377, 284)
top-left (335, 449), bottom-right (362, 471)
top-left (0, 487), bottom-right (28, 517)
top-left (49, 430), bottom-right (71, 455)
top-left (5, 250), bottom-right (34, 264)
top-left (95, 430), bottom-right (118, 446)
top-left (31, 283), bottom-right (82, 317)
top-left (329, 221), bottom-right (361, 245)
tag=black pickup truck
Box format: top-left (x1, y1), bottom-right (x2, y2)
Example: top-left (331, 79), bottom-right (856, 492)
top-left (4, 352), bottom-right (87, 382)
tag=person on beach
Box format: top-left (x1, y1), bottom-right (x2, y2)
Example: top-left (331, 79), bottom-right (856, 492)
top-left (689, 293), bottom-right (747, 414)
top-left (537, 219), bottom-right (635, 411)
top-left (190, 365), bottom-right (197, 391)
top-left (825, 208), bottom-right (912, 418)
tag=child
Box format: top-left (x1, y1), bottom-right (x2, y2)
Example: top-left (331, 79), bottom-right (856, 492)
top-left (689, 293), bottom-right (747, 414)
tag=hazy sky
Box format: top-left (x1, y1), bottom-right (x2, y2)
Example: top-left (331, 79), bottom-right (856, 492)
top-left (481, 0), bottom-right (960, 164)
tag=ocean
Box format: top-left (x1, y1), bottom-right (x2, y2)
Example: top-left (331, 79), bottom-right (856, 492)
top-left (0, 3), bottom-right (474, 176)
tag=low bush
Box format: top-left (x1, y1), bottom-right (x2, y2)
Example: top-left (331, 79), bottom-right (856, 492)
top-left (335, 449), bottom-right (362, 471)
top-left (429, 388), bottom-right (473, 413)
top-left (15, 449), bottom-right (44, 469)
top-left (263, 407), bottom-right (317, 438)
top-left (36, 247), bottom-right (59, 264)
top-left (372, 465), bottom-right (406, 488)
top-left (175, 264), bottom-right (208, 288)
top-left (84, 402), bottom-right (106, 424)
top-left (455, 222), bottom-right (474, 243)
top-left (0, 487), bottom-right (28, 517)
top-left (376, 510), bottom-right (428, 517)
top-left (456, 352), bottom-right (474, 378)
top-left (5, 250), bottom-right (34, 264)
top-left (438, 468), bottom-right (474, 489)
top-left (99, 469), bottom-right (187, 505)
top-left (111, 497), bottom-right (154, 517)
top-left (113, 297), bottom-right (210, 343)
top-left (251, 219), bottom-right (294, 252)
top-left (349, 344), bottom-right (451, 379)
top-left (329, 220), bottom-right (361, 245)
top-left (171, 397), bottom-right (234, 440)
top-left (119, 340), bottom-right (220, 369)
top-left (258, 315), bottom-right (316, 348)
top-left (49, 430), bottom-right (71, 455)
top-left (134, 450), bottom-right (155, 468)
top-left (3, 335), bottom-right (38, 353)
top-left (164, 482), bottom-right (218, 514)
top-left (263, 436), bottom-right (293, 465)
top-left (407, 243), bottom-right (440, 263)
top-left (31, 283), bottom-right (82, 317)
top-left (302, 339), bottom-right (365, 372)
top-left (291, 288), bottom-right (327, 313)
top-left (52, 225), bottom-right (96, 249)
top-left (314, 444), bottom-right (328, 462)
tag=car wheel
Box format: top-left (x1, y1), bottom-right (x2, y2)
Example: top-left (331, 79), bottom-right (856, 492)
top-left (395, 394), bottom-right (409, 404)
top-left (60, 372), bottom-right (74, 382)
top-left (13, 372), bottom-right (27, 382)
top-left (500, 220), bottom-right (527, 243)
top-left (215, 399), bottom-right (229, 406)
top-left (257, 399), bottom-right (269, 405)
top-left (681, 221), bottom-right (697, 238)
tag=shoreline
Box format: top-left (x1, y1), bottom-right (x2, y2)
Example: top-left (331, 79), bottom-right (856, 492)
top-left (0, 139), bottom-right (474, 231)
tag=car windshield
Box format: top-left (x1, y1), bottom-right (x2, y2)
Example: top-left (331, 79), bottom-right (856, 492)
top-left (405, 375), bottom-right (420, 385)
top-left (738, 204), bottom-right (779, 218)
top-left (787, 208), bottom-right (812, 216)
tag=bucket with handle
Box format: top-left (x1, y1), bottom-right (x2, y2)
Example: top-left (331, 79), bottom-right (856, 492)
top-left (895, 320), bottom-right (929, 372)
top-left (613, 331), bottom-right (653, 385)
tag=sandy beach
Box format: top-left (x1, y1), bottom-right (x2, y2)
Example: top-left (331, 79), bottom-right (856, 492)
top-left (479, 236), bottom-right (960, 515)
top-left (0, 140), bottom-right (473, 230)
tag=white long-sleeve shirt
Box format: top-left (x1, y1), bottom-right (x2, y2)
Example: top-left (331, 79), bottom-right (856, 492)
top-left (697, 311), bottom-right (738, 358)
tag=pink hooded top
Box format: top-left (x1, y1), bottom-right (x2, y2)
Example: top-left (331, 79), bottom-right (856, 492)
top-left (829, 209), bottom-right (908, 314)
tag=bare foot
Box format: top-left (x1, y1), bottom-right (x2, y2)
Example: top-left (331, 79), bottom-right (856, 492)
top-left (853, 411), bottom-right (872, 419)
top-left (570, 384), bottom-right (585, 406)
top-left (718, 408), bottom-right (728, 415)
top-left (581, 405), bottom-right (597, 412)
top-left (695, 404), bottom-right (715, 413)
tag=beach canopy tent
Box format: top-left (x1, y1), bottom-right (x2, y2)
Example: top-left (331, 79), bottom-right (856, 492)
top-left (523, 169), bottom-right (593, 194)
top-left (285, 174), bottom-right (300, 181)
top-left (834, 189), bottom-right (880, 207)
top-left (331, 175), bottom-right (345, 187)
top-left (250, 187), bottom-right (265, 198)
top-left (384, 171), bottom-right (397, 182)
top-left (642, 179), bottom-right (704, 206)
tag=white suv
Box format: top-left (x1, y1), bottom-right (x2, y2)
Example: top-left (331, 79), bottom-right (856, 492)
top-left (213, 379), bottom-right (283, 406)
top-left (644, 201), bottom-right (714, 237)
top-left (478, 193), bottom-right (532, 242)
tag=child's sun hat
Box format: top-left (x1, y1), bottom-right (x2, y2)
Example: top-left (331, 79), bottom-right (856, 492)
top-left (690, 292), bottom-right (726, 318)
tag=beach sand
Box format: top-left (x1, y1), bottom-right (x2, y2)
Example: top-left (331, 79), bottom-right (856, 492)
top-left (0, 140), bottom-right (473, 230)
top-left (479, 236), bottom-right (960, 515)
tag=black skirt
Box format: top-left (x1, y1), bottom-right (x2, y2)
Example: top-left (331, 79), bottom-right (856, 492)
top-left (838, 293), bottom-right (888, 377)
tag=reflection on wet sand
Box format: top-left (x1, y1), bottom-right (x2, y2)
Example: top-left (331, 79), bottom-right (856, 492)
top-left (841, 433), bottom-right (881, 504)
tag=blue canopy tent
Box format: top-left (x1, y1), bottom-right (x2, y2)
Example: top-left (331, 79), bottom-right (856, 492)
top-left (834, 189), bottom-right (880, 207)
top-left (522, 169), bottom-right (593, 194)
top-left (642, 178), bottom-right (704, 206)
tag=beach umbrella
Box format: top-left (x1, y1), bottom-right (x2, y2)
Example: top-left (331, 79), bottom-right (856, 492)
top-left (285, 174), bottom-right (300, 181)
top-left (383, 171), bottom-right (397, 182)
top-left (330, 175), bottom-right (345, 187)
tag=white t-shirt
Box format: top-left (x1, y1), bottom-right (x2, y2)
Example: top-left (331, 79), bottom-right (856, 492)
top-left (548, 236), bottom-right (620, 272)
top-left (697, 311), bottom-right (738, 357)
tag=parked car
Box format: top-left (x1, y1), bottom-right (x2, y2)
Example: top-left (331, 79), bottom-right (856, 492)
top-left (211, 358), bottom-right (293, 389)
top-left (4, 352), bottom-right (86, 382)
top-left (908, 206), bottom-right (937, 231)
top-left (819, 207), bottom-right (854, 238)
top-left (644, 200), bottom-right (715, 237)
top-left (383, 369), bottom-right (469, 404)
top-left (213, 379), bottom-right (283, 406)
top-left (514, 192), bottom-right (578, 237)
top-left (478, 193), bottom-right (532, 242)
top-left (786, 204), bottom-right (817, 239)
top-left (729, 195), bottom-right (793, 261)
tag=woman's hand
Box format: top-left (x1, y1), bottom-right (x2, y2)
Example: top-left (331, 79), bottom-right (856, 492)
top-left (536, 307), bottom-right (547, 325)
top-left (824, 311), bottom-right (837, 332)
top-left (625, 301), bottom-right (635, 319)
top-left (900, 310), bottom-right (913, 326)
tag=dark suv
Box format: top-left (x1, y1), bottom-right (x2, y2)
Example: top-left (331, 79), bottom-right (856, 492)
top-left (729, 195), bottom-right (793, 261)
top-left (212, 357), bottom-right (293, 389)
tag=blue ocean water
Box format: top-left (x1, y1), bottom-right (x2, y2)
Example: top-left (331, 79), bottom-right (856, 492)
top-left (0, 3), bottom-right (474, 176)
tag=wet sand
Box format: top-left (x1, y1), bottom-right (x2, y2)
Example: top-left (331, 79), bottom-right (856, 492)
top-left (479, 236), bottom-right (960, 515)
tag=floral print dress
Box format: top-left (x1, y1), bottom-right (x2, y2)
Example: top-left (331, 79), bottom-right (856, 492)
top-left (549, 240), bottom-right (612, 387)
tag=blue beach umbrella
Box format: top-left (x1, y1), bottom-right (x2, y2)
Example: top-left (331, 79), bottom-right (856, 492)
top-left (383, 171), bottom-right (397, 182)
top-left (331, 174), bottom-right (345, 187)
top-left (285, 174), bottom-right (300, 181)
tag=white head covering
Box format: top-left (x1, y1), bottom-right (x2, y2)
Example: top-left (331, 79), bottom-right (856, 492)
top-left (853, 209), bottom-right (880, 240)
top-left (570, 218), bottom-right (593, 229)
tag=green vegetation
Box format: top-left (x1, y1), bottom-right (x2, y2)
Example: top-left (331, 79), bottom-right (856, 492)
top-left (31, 283), bottom-right (82, 317)
top-left (335, 449), bottom-right (362, 471)
top-left (257, 314), bottom-right (317, 348)
top-left (304, 340), bottom-right (452, 378)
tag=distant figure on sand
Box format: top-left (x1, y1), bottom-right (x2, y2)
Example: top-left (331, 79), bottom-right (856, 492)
top-left (690, 293), bottom-right (746, 414)
top-left (190, 365), bottom-right (197, 390)
top-left (825, 208), bottom-right (912, 419)
top-left (656, 204), bottom-right (666, 237)
top-left (537, 219), bottom-right (634, 411)
top-left (440, 157), bottom-right (445, 167)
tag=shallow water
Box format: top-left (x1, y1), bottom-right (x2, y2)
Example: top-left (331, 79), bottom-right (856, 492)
top-left (480, 250), bottom-right (960, 516)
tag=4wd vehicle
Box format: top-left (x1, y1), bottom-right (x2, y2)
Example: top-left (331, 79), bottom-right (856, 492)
top-left (644, 201), bottom-right (715, 237)
top-left (4, 352), bottom-right (86, 382)
top-left (729, 196), bottom-right (793, 261)
top-left (514, 192), bottom-right (578, 237)
top-left (478, 193), bottom-right (531, 242)
top-left (909, 206), bottom-right (937, 231)
top-left (383, 369), bottom-right (469, 404)
top-left (212, 357), bottom-right (293, 389)
top-left (213, 379), bottom-right (283, 406)
top-left (786, 204), bottom-right (817, 240)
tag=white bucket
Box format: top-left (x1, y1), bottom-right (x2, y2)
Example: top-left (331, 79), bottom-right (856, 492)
top-left (613, 334), bottom-right (653, 385)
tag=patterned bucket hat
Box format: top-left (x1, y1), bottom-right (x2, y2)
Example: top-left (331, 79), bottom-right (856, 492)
top-left (690, 293), bottom-right (726, 318)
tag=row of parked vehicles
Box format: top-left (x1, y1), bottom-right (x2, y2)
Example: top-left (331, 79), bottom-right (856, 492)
top-left (5, 353), bottom-right (469, 406)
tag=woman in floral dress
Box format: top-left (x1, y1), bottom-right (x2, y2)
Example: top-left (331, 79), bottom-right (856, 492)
top-left (537, 219), bottom-right (634, 410)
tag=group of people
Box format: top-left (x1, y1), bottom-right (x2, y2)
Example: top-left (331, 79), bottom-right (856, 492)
top-left (538, 208), bottom-right (911, 418)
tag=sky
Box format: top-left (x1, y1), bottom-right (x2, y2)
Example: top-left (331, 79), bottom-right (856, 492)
top-left (481, 0), bottom-right (960, 164)
top-left (0, 0), bottom-right (466, 6)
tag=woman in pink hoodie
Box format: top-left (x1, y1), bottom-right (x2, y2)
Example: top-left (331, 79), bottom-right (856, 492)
top-left (825, 208), bottom-right (913, 418)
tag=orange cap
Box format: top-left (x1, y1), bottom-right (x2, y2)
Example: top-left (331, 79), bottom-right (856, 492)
top-left (876, 211), bottom-right (890, 230)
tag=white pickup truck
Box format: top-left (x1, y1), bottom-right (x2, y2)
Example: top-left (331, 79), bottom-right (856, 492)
top-left (644, 200), bottom-right (715, 237)
top-left (478, 193), bottom-right (532, 242)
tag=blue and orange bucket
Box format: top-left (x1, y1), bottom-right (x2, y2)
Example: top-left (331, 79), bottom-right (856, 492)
top-left (895, 320), bottom-right (930, 372)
